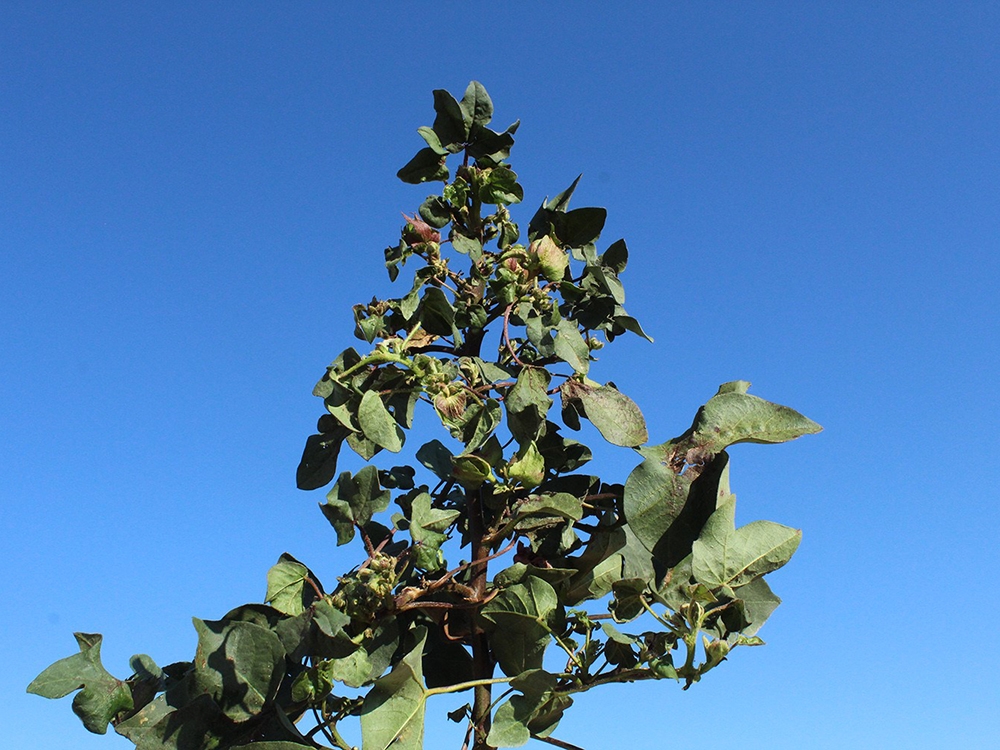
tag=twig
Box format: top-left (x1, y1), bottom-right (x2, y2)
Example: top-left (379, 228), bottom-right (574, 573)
top-left (502, 304), bottom-right (526, 366)
top-left (533, 735), bottom-right (587, 750)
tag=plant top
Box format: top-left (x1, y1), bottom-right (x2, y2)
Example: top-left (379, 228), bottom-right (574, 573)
top-left (30, 81), bottom-right (821, 750)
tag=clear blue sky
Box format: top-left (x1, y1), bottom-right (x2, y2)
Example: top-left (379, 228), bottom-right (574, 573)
top-left (3, 3), bottom-right (998, 748)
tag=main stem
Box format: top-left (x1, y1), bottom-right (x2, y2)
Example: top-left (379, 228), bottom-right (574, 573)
top-left (467, 484), bottom-right (494, 749)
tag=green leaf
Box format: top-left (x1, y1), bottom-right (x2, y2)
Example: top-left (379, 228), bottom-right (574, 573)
top-left (191, 618), bottom-right (286, 723)
top-left (468, 120), bottom-right (519, 165)
top-left (416, 439), bottom-right (454, 481)
top-left (729, 576), bottom-right (782, 637)
top-left (398, 147), bottom-right (449, 184)
top-left (417, 125), bottom-right (449, 155)
top-left (666, 382), bottom-right (822, 463)
top-left (480, 166), bottom-right (523, 205)
top-left (418, 195), bottom-right (452, 228)
top-left (517, 492), bottom-right (583, 523)
top-left (531, 235), bottom-right (569, 282)
top-left (562, 381), bottom-right (647, 447)
top-left (488, 669), bottom-right (572, 746)
top-left (320, 466), bottom-right (391, 546)
top-left (432, 89), bottom-right (469, 150)
top-left (265, 553), bottom-right (323, 616)
top-left (115, 693), bottom-right (224, 749)
top-left (507, 441), bottom-right (545, 487)
top-left (296, 427), bottom-right (349, 490)
top-left (409, 492), bottom-right (460, 571)
top-left (553, 319), bottom-right (590, 375)
top-left (464, 397), bottom-right (501, 450)
top-left (360, 627), bottom-right (428, 750)
top-left (451, 453), bottom-right (492, 489)
top-left (359, 390), bottom-right (404, 453)
top-left (329, 648), bottom-right (374, 689)
top-left (419, 286), bottom-right (456, 337)
top-left (487, 699), bottom-right (531, 747)
top-left (28, 633), bottom-right (133, 735)
top-left (459, 80), bottom-right (493, 128)
top-left (623, 458), bottom-right (692, 555)
top-left (691, 498), bottom-right (801, 588)
top-left (506, 367), bottom-right (552, 443)
top-left (601, 238), bottom-right (628, 274)
top-left (481, 577), bottom-right (561, 676)
top-left (545, 175), bottom-right (581, 212)
top-left (450, 228), bottom-right (483, 261)
top-left (556, 207), bottom-right (606, 247)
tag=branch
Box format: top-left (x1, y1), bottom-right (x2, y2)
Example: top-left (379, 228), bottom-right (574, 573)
top-left (533, 736), bottom-right (587, 750)
top-left (502, 304), bottom-right (526, 367)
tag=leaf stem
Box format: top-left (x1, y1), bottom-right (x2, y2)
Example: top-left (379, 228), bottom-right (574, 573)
top-left (425, 676), bottom-right (511, 697)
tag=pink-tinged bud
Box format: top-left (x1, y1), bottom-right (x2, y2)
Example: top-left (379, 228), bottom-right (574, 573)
top-left (530, 235), bottom-right (569, 281)
top-left (401, 213), bottom-right (441, 244)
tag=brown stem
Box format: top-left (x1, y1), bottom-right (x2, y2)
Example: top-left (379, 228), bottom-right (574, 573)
top-left (502, 304), bottom-right (526, 367)
top-left (534, 736), bottom-right (587, 750)
top-left (467, 485), bottom-right (494, 749)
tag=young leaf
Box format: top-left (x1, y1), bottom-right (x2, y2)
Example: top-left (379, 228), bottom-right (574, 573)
top-left (432, 88), bottom-right (469, 150)
top-left (507, 441), bottom-right (545, 487)
top-left (459, 80), bottom-right (494, 128)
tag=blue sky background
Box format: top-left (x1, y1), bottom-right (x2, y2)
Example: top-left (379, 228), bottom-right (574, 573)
top-left (3, 3), bottom-right (998, 748)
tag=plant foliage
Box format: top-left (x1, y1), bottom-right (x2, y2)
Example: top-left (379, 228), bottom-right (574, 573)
top-left (30, 82), bottom-right (821, 750)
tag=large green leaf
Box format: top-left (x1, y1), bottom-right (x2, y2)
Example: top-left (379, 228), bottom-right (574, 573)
top-left (27, 633), bottom-right (133, 734)
top-left (660, 381), bottom-right (821, 465)
top-left (556, 207), bottom-right (606, 247)
top-left (691, 498), bottom-right (801, 588)
top-left (191, 618), bottom-right (286, 723)
top-left (626, 451), bottom-right (733, 569)
top-left (553, 319), bottom-right (590, 375)
top-left (360, 627), bottom-right (428, 750)
top-left (623, 458), bottom-right (691, 555)
top-left (418, 286), bottom-right (457, 337)
top-left (505, 367), bottom-right (552, 443)
top-left (115, 693), bottom-right (224, 750)
top-left (481, 577), bottom-right (561, 676)
top-left (416, 439), bottom-right (454, 481)
top-left (359, 391), bottom-right (404, 453)
top-left (561, 381), bottom-right (647, 447)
